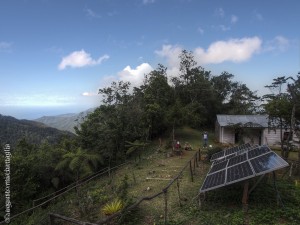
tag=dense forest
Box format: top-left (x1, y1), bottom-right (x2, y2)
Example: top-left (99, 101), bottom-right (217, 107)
top-left (0, 114), bottom-right (74, 147)
top-left (1, 50), bottom-right (299, 220)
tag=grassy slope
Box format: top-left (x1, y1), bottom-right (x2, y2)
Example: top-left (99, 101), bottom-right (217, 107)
top-left (13, 127), bottom-right (300, 225)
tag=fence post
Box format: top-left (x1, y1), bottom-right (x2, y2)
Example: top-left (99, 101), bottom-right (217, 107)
top-left (164, 190), bottom-right (168, 225)
top-left (198, 148), bottom-right (201, 161)
top-left (189, 161), bottom-right (194, 182)
top-left (176, 179), bottom-right (181, 207)
top-left (48, 213), bottom-right (55, 225)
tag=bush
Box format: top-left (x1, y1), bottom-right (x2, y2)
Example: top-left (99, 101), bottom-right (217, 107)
top-left (101, 199), bottom-right (123, 216)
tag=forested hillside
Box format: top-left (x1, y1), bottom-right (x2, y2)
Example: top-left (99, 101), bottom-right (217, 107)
top-left (1, 50), bottom-right (299, 224)
top-left (0, 114), bottom-right (74, 147)
top-left (34, 108), bottom-right (95, 133)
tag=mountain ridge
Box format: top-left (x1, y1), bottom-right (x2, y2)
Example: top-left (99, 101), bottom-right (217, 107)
top-left (0, 114), bottom-right (74, 147)
top-left (34, 108), bottom-right (95, 133)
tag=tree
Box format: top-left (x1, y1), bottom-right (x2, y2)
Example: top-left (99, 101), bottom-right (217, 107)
top-left (143, 64), bottom-right (174, 138)
top-left (263, 76), bottom-right (294, 157)
top-left (172, 50), bottom-right (216, 127)
top-left (285, 74), bottom-right (300, 166)
top-left (55, 147), bottom-right (103, 182)
top-left (225, 82), bottom-right (260, 114)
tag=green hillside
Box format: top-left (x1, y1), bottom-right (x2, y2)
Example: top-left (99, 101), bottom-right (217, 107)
top-left (34, 108), bottom-right (95, 133)
top-left (0, 114), bottom-right (74, 147)
top-left (6, 127), bottom-right (300, 225)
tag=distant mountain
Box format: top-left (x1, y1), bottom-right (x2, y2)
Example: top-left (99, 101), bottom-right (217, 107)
top-left (0, 114), bottom-right (74, 147)
top-left (34, 108), bottom-right (95, 133)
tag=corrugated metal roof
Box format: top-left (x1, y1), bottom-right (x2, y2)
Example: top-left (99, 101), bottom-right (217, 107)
top-left (216, 114), bottom-right (269, 127)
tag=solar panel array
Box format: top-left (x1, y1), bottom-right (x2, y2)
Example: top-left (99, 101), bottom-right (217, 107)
top-left (200, 145), bottom-right (289, 193)
top-left (210, 143), bottom-right (252, 162)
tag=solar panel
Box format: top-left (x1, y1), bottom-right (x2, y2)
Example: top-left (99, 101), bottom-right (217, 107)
top-left (225, 146), bottom-right (239, 155)
top-left (200, 145), bottom-right (289, 193)
top-left (250, 152), bottom-right (288, 175)
top-left (210, 150), bottom-right (225, 161)
top-left (210, 143), bottom-right (253, 162)
top-left (201, 170), bottom-right (226, 192)
top-left (248, 146), bottom-right (270, 159)
top-left (226, 161), bottom-right (254, 184)
top-left (227, 153), bottom-right (247, 167)
top-left (209, 160), bottom-right (228, 174)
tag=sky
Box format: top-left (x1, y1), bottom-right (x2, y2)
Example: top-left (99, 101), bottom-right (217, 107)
top-left (0, 0), bottom-right (299, 119)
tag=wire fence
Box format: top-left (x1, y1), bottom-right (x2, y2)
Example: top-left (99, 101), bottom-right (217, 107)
top-left (48, 149), bottom-right (203, 225)
top-left (0, 162), bottom-right (130, 225)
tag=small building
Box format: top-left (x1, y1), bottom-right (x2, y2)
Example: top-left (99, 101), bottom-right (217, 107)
top-left (215, 114), bottom-right (299, 148)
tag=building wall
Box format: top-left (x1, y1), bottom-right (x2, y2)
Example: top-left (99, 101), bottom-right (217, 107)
top-left (220, 127), bottom-right (235, 144)
top-left (217, 126), bottom-right (265, 145)
top-left (263, 129), bottom-right (281, 146)
top-left (216, 122), bottom-right (300, 148)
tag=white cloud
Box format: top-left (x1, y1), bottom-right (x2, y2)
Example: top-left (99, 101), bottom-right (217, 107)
top-left (118, 63), bottom-right (153, 87)
top-left (197, 27), bottom-right (204, 34)
top-left (231, 15), bottom-right (238, 24)
top-left (0, 41), bottom-right (12, 52)
top-left (155, 45), bottom-right (182, 68)
top-left (194, 37), bottom-right (262, 64)
top-left (219, 25), bottom-right (230, 31)
top-left (84, 8), bottom-right (101, 18)
top-left (214, 8), bottom-right (225, 17)
top-left (264, 36), bottom-right (290, 52)
top-left (82, 92), bottom-right (97, 97)
top-left (58, 50), bottom-right (109, 70)
top-left (253, 11), bottom-right (263, 21)
top-left (156, 37), bottom-right (262, 70)
top-left (143, 0), bottom-right (155, 4)
top-left (1, 94), bottom-right (76, 107)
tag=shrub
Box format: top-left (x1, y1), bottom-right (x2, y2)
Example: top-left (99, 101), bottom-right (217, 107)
top-left (101, 199), bottom-right (124, 216)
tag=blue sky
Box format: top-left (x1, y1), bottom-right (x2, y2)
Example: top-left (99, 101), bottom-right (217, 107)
top-left (0, 0), bottom-right (299, 119)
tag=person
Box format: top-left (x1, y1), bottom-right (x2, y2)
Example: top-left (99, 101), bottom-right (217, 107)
top-left (203, 132), bottom-right (208, 147)
top-left (175, 140), bottom-right (181, 149)
top-left (184, 142), bottom-right (192, 151)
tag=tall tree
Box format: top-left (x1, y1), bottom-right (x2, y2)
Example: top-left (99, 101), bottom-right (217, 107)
top-left (143, 64), bottom-right (174, 138)
top-left (263, 76), bottom-right (294, 157)
top-left (286, 74), bottom-right (300, 165)
top-left (225, 82), bottom-right (260, 114)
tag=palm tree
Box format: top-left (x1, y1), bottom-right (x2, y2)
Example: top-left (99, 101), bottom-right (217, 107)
top-left (55, 147), bottom-right (103, 183)
top-left (55, 147), bottom-right (103, 215)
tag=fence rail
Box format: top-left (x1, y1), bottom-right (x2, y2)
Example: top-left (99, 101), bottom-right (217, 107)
top-left (48, 149), bottom-right (203, 225)
top-left (0, 162), bottom-right (130, 225)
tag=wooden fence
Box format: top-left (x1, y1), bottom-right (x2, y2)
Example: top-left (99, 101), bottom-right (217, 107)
top-left (0, 163), bottom-right (130, 225)
top-left (48, 149), bottom-right (203, 225)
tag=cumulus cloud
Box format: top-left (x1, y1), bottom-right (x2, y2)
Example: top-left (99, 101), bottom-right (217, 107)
top-left (58, 50), bottom-right (109, 70)
top-left (156, 37), bottom-right (262, 70)
top-left (264, 36), bottom-right (290, 52)
top-left (118, 63), bottom-right (153, 87)
top-left (194, 37), bottom-right (262, 64)
top-left (155, 45), bottom-right (182, 68)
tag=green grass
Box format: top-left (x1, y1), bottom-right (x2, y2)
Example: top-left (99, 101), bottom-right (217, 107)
top-left (11, 127), bottom-right (300, 225)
